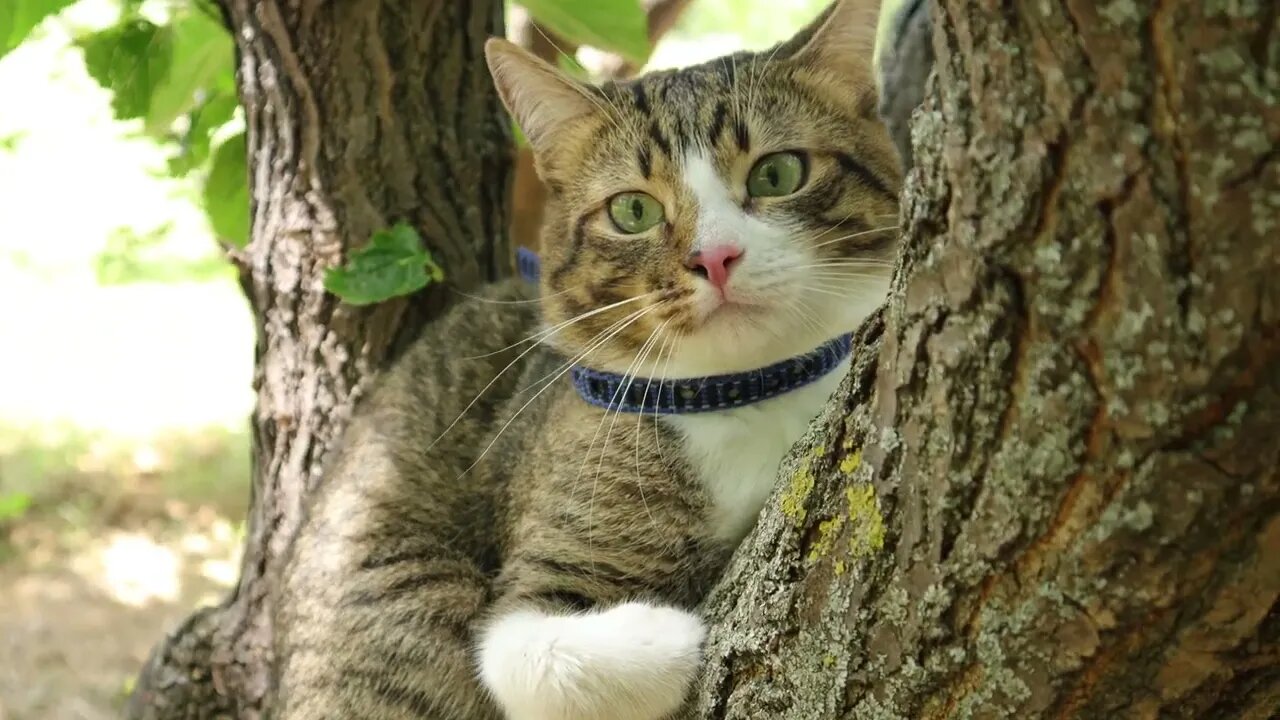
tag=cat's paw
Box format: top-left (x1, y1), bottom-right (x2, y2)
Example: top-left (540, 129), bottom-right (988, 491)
top-left (478, 601), bottom-right (705, 720)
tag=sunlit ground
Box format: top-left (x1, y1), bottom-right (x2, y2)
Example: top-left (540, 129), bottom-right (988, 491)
top-left (0, 1), bottom-right (822, 718)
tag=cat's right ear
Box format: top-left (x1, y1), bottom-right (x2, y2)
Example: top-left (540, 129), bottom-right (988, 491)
top-left (485, 39), bottom-right (599, 157)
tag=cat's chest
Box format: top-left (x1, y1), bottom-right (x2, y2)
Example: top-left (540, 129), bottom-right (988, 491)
top-left (663, 363), bottom-right (847, 543)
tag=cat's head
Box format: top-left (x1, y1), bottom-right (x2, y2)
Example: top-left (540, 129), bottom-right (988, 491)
top-left (487, 0), bottom-right (900, 378)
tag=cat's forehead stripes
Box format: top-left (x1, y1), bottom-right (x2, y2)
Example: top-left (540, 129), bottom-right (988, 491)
top-left (602, 58), bottom-right (762, 164)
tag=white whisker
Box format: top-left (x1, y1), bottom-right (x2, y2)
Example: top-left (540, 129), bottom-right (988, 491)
top-left (462, 292), bottom-right (653, 361)
top-left (810, 224), bottom-right (900, 250)
top-left (459, 304), bottom-right (660, 480)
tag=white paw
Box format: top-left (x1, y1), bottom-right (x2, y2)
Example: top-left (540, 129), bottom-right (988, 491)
top-left (478, 601), bottom-right (706, 720)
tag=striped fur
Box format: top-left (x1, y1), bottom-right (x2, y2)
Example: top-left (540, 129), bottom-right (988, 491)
top-left (273, 2), bottom-right (901, 718)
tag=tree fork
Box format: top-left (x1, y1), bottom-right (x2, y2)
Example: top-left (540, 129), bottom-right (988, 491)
top-left (127, 2), bottom-right (512, 717)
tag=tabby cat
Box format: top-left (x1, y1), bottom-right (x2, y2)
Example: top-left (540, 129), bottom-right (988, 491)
top-left (274, 1), bottom-right (906, 718)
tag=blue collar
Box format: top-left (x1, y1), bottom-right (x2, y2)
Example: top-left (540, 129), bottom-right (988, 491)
top-left (515, 247), bottom-right (853, 415)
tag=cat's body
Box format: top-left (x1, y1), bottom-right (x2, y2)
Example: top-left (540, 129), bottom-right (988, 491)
top-left (274, 1), bottom-right (906, 718)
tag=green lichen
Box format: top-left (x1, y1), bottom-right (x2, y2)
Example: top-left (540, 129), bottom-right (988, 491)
top-left (839, 448), bottom-right (863, 475)
top-left (781, 445), bottom-right (823, 526)
top-left (807, 514), bottom-right (846, 563)
top-left (847, 483), bottom-right (886, 557)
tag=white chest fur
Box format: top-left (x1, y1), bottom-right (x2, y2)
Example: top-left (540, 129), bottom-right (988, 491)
top-left (664, 359), bottom-right (850, 543)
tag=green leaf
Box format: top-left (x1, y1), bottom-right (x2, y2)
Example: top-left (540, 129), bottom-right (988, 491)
top-left (0, 492), bottom-right (32, 522)
top-left (323, 223), bottom-right (444, 306)
top-left (520, 0), bottom-right (649, 66)
top-left (203, 131), bottom-right (249, 247)
top-left (0, 0), bottom-right (76, 59)
top-left (556, 51), bottom-right (590, 81)
top-left (79, 19), bottom-right (174, 121)
top-left (146, 9), bottom-right (234, 135)
top-left (168, 90), bottom-right (238, 176)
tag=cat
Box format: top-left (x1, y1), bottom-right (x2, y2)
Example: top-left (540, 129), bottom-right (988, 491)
top-left (273, 1), bottom-right (905, 718)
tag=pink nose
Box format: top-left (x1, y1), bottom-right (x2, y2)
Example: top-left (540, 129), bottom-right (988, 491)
top-left (685, 245), bottom-right (743, 290)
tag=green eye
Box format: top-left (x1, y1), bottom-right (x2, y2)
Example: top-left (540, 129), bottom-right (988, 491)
top-left (747, 152), bottom-right (807, 197)
top-left (608, 192), bottom-right (665, 234)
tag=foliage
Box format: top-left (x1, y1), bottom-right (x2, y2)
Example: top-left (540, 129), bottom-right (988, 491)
top-left (204, 131), bottom-right (249, 247)
top-left (0, 0), bottom-right (76, 58)
top-left (93, 224), bottom-right (234, 284)
top-left (323, 223), bottom-right (444, 306)
top-left (0, 492), bottom-right (32, 522)
top-left (67, 1), bottom-right (245, 245)
top-left (7, 0), bottom-right (652, 301)
top-left (520, 0), bottom-right (649, 65)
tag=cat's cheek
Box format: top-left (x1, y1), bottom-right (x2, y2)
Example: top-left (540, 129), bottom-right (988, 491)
top-left (476, 602), bottom-right (706, 720)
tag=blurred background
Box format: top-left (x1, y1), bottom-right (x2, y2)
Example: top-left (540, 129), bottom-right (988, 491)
top-left (0, 0), bottom-right (826, 717)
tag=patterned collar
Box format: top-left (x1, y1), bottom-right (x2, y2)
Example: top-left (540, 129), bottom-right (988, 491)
top-left (515, 247), bottom-right (853, 415)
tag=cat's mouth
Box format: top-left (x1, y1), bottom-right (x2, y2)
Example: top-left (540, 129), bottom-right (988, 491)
top-left (694, 293), bottom-right (765, 327)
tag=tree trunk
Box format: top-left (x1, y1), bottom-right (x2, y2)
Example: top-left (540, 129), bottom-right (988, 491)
top-left (125, 1), bottom-right (512, 717)
top-left (690, 1), bottom-right (1280, 718)
top-left (128, 0), bottom-right (1280, 718)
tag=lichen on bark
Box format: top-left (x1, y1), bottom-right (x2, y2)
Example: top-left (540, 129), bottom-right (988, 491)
top-left (690, 1), bottom-right (1280, 717)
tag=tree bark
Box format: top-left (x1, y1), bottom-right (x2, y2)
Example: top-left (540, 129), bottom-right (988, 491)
top-left (128, 0), bottom-right (1280, 718)
top-left (126, 1), bottom-right (511, 717)
top-left (690, 1), bottom-right (1280, 718)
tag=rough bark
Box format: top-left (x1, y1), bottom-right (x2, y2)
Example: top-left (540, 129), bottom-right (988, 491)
top-left (128, 0), bottom-right (1280, 717)
top-left (125, 1), bottom-right (511, 717)
top-left (691, 1), bottom-right (1280, 718)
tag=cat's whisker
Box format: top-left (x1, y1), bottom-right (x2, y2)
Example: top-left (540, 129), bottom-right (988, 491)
top-left (461, 291), bottom-right (653, 361)
top-left (447, 285), bottom-right (566, 306)
top-left (579, 317), bottom-right (669, 565)
top-left (631, 331), bottom-right (672, 527)
top-left (436, 294), bottom-right (655, 451)
top-left (591, 319), bottom-right (670, 546)
top-left (513, 303), bottom-right (656, 397)
top-left (796, 256), bottom-right (896, 266)
top-left (804, 271), bottom-right (891, 282)
top-left (528, 24), bottom-right (630, 138)
top-left (806, 208), bottom-right (862, 245)
top-left (800, 285), bottom-right (860, 300)
top-left (580, 318), bottom-right (666, 494)
top-left (652, 334), bottom-right (681, 459)
top-left (810, 224), bottom-right (900, 249)
top-left (460, 304), bottom-right (660, 480)
top-left (634, 330), bottom-right (673, 527)
top-left (790, 262), bottom-right (894, 271)
top-left (779, 296), bottom-right (828, 340)
top-left (747, 40), bottom-right (788, 124)
top-left (726, 52), bottom-right (743, 143)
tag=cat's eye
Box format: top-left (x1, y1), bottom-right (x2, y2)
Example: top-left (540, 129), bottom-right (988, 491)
top-left (608, 192), bottom-right (665, 234)
top-left (746, 152), bottom-right (807, 198)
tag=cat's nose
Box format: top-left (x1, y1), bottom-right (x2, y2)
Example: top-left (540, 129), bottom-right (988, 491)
top-left (685, 245), bottom-right (743, 291)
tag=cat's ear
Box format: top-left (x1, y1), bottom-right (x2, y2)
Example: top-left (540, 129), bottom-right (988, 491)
top-left (783, 0), bottom-right (881, 78)
top-left (485, 38), bottom-right (599, 156)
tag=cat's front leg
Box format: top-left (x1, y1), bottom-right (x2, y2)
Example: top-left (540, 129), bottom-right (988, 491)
top-left (478, 599), bottom-right (705, 720)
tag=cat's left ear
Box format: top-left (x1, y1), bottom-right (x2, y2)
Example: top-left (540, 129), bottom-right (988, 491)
top-left (784, 0), bottom-right (881, 81)
top-left (485, 38), bottom-right (600, 158)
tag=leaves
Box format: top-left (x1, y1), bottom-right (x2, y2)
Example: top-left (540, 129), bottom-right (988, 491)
top-left (0, 492), bottom-right (32, 522)
top-left (324, 223), bottom-right (444, 306)
top-left (168, 90), bottom-right (238, 176)
top-left (146, 9), bottom-right (234, 134)
top-left (521, 0), bottom-right (650, 66)
top-left (79, 19), bottom-right (173, 121)
top-left (204, 132), bottom-right (249, 247)
top-left (0, 0), bottom-right (75, 59)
